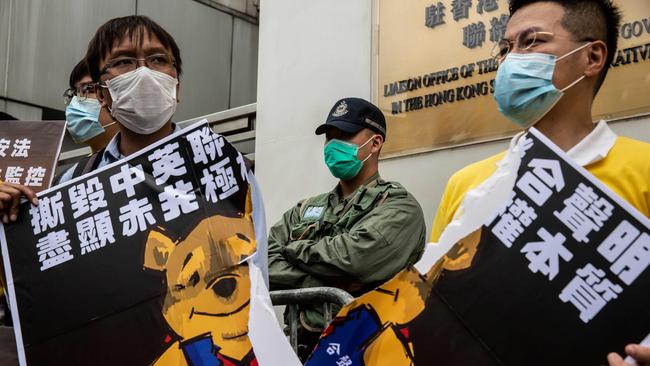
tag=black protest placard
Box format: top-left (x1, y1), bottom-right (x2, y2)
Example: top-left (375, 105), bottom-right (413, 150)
top-left (0, 121), bottom-right (256, 365)
top-left (0, 121), bottom-right (67, 192)
top-left (413, 128), bottom-right (650, 365)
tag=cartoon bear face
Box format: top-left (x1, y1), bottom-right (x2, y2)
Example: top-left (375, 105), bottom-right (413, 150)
top-left (144, 215), bottom-right (256, 361)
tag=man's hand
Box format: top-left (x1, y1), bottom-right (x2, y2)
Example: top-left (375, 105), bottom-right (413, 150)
top-left (608, 344), bottom-right (650, 366)
top-left (0, 183), bottom-right (38, 224)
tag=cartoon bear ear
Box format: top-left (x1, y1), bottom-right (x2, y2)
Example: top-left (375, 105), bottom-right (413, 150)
top-left (143, 227), bottom-right (176, 272)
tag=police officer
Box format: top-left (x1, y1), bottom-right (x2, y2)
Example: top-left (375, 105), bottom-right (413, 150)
top-left (268, 97), bottom-right (426, 360)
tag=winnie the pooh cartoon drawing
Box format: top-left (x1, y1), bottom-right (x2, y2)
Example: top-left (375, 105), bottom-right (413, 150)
top-left (307, 229), bottom-right (482, 366)
top-left (143, 210), bottom-right (257, 366)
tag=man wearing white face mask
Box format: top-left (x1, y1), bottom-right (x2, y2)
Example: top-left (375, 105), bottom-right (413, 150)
top-left (429, 1), bottom-right (650, 364)
top-left (57, 16), bottom-right (182, 185)
top-left (0, 16), bottom-right (183, 222)
top-left (85, 15), bottom-right (182, 166)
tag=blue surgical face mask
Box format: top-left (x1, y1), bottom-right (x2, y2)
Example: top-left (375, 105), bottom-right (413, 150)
top-left (494, 42), bottom-right (591, 128)
top-left (65, 96), bottom-right (109, 143)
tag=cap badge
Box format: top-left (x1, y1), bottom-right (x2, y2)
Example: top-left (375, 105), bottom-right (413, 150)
top-left (332, 101), bottom-right (349, 117)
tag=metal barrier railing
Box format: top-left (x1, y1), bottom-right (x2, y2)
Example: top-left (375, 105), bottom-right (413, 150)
top-left (269, 287), bottom-right (354, 352)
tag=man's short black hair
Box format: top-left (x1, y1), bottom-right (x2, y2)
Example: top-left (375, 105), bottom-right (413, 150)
top-left (509, 0), bottom-right (621, 94)
top-left (69, 59), bottom-right (90, 89)
top-left (85, 15), bottom-right (182, 82)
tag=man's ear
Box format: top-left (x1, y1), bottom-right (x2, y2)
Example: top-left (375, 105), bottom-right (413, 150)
top-left (97, 84), bottom-right (110, 108)
top-left (371, 134), bottom-right (384, 154)
top-left (584, 40), bottom-right (607, 78)
top-left (143, 227), bottom-right (176, 272)
top-left (176, 82), bottom-right (181, 103)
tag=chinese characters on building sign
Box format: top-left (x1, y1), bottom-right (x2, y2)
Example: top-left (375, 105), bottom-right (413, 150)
top-left (377, 0), bottom-right (650, 157)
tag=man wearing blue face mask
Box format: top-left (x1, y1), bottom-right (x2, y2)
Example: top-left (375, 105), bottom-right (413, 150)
top-left (56, 59), bottom-right (120, 183)
top-left (64, 59), bottom-right (120, 153)
top-left (267, 97), bottom-right (426, 361)
top-left (429, 1), bottom-right (650, 364)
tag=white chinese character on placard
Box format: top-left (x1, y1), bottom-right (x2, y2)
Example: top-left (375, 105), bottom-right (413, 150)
top-left (559, 263), bottom-right (623, 323)
top-left (5, 166), bottom-right (24, 184)
top-left (214, 159), bottom-right (238, 199)
top-left (119, 197), bottom-right (156, 237)
top-left (529, 158), bottom-right (565, 191)
top-left (29, 191), bottom-right (65, 235)
top-left (77, 217), bottom-right (98, 254)
top-left (490, 194), bottom-right (537, 248)
top-left (586, 197), bottom-right (615, 227)
top-left (509, 197), bottom-right (538, 226)
top-left (554, 183), bottom-right (614, 243)
top-left (573, 183), bottom-right (614, 227)
top-left (574, 182), bottom-right (598, 202)
top-left (36, 229), bottom-right (73, 271)
top-left (326, 343), bottom-right (341, 356)
top-left (200, 168), bottom-right (219, 203)
top-left (336, 355), bottom-right (352, 366)
top-left (69, 177), bottom-right (107, 218)
top-left (516, 172), bottom-right (553, 207)
top-left (553, 199), bottom-right (599, 243)
top-left (516, 158), bottom-right (564, 206)
top-left (0, 138), bottom-right (10, 157)
top-left (597, 220), bottom-right (639, 262)
top-left (492, 213), bottom-right (524, 248)
top-left (159, 180), bottom-right (199, 221)
top-left (148, 142), bottom-right (187, 185)
top-left (24, 166), bottom-right (46, 187)
top-left (521, 228), bottom-right (573, 280)
top-left (565, 190), bottom-right (590, 211)
top-left (598, 221), bottom-right (650, 286)
top-left (94, 211), bottom-right (115, 246)
top-left (610, 232), bottom-right (650, 286)
top-left (11, 138), bottom-right (31, 158)
top-left (236, 153), bottom-right (249, 183)
top-left (186, 127), bottom-right (225, 164)
top-left (200, 157), bottom-right (239, 203)
top-left (110, 164), bottom-right (145, 197)
top-left (77, 211), bottom-right (116, 255)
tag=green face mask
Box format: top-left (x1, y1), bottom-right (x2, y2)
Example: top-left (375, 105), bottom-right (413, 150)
top-left (323, 136), bottom-right (374, 180)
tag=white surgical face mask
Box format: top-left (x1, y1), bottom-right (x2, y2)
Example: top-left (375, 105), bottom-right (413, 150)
top-left (104, 67), bottom-right (178, 135)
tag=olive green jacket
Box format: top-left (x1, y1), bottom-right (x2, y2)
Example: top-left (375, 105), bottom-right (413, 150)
top-left (268, 173), bottom-right (426, 330)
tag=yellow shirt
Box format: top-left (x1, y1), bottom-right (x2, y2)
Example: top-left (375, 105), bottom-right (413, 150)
top-left (431, 129), bottom-right (650, 242)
